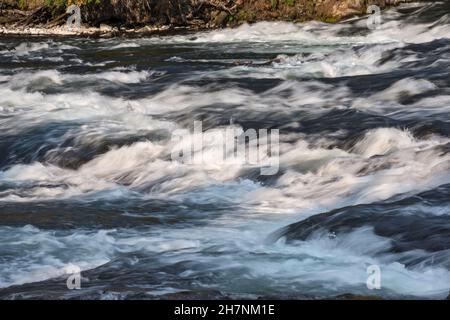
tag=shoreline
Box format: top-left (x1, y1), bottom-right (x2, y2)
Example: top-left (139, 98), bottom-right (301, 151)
top-left (0, 0), bottom-right (418, 38)
top-left (0, 7), bottom-right (210, 38)
top-left (0, 24), bottom-right (208, 38)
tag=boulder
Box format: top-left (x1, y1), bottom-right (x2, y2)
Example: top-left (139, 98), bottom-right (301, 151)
top-left (211, 10), bottom-right (228, 27)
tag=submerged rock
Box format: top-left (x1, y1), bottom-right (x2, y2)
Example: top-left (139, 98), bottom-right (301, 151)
top-left (275, 183), bottom-right (450, 268)
top-left (211, 10), bottom-right (229, 27)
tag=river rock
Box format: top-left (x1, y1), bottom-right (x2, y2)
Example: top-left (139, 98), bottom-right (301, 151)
top-left (212, 11), bottom-right (229, 27)
top-left (99, 23), bottom-right (113, 32)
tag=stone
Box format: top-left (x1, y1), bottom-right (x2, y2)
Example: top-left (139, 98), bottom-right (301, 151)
top-left (212, 11), bottom-right (229, 27)
top-left (99, 23), bottom-right (113, 32)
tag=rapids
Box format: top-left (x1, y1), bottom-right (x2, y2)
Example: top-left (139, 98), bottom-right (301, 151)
top-left (0, 2), bottom-right (449, 299)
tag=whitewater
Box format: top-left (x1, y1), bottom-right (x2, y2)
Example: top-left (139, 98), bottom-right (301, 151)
top-left (0, 2), bottom-right (449, 299)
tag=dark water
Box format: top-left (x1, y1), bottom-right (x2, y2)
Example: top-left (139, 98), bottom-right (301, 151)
top-left (0, 2), bottom-right (449, 299)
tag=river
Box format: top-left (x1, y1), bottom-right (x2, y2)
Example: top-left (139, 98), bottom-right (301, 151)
top-left (0, 2), bottom-right (449, 299)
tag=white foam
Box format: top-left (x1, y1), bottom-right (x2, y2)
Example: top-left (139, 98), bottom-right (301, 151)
top-left (351, 128), bottom-right (416, 157)
top-left (244, 128), bottom-right (450, 213)
top-left (0, 226), bottom-right (112, 288)
top-left (2, 69), bottom-right (156, 87)
top-left (147, 3), bottom-right (449, 45)
top-left (110, 42), bottom-right (140, 49)
top-left (12, 42), bottom-right (50, 56)
top-left (352, 78), bottom-right (449, 119)
top-left (371, 78), bottom-right (438, 102)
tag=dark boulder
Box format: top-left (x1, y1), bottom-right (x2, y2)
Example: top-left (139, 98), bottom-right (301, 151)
top-left (274, 184), bottom-right (450, 268)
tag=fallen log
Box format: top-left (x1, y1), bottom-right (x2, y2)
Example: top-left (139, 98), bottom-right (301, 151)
top-left (45, 12), bottom-right (69, 28)
top-left (16, 6), bottom-right (50, 26)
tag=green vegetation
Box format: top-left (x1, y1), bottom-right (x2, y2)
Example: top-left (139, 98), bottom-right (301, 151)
top-left (18, 0), bottom-right (26, 10)
top-left (284, 0), bottom-right (295, 6)
top-left (14, 0), bottom-right (100, 10)
top-left (320, 16), bottom-right (340, 23)
top-left (3, 1), bottom-right (412, 30)
top-left (271, 0), bottom-right (278, 9)
top-left (45, 0), bottom-right (101, 8)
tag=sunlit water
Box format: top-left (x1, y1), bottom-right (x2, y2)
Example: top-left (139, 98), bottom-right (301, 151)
top-left (0, 2), bottom-right (449, 299)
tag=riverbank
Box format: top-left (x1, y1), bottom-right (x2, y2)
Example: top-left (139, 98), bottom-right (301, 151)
top-left (0, 0), bottom-right (417, 37)
top-left (0, 19), bottom-right (199, 37)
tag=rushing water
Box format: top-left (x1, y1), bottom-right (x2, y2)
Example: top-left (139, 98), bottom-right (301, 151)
top-left (0, 2), bottom-right (449, 299)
